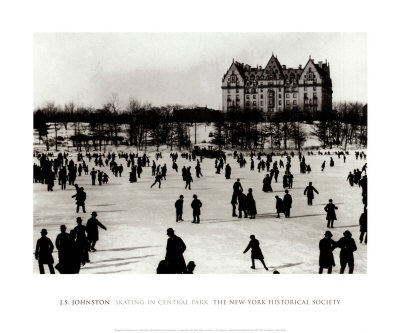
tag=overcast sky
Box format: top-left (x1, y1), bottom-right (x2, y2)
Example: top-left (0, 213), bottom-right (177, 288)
top-left (34, 32), bottom-right (367, 110)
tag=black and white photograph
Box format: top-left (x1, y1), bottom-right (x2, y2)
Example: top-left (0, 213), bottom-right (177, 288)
top-left (33, 32), bottom-right (367, 274)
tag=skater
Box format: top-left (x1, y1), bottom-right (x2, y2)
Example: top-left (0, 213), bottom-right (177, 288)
top-left (318, 230), bottom-right (336, 274)
top-left (359, 207), bottom-right (367, 244)
top-left (185, 261), bottom-right (196, 274)
top-left (225, 164), bottom-right (231, 179)
top-left (130, 165), bottom-right (137, 183)
top-left (238, 189), bottom-right (248, 218)
top-left (150, 172), bottom-right (162, 188)
top-left (165, 228), bottom-right (187, 274)
top-left (73, 217), bottom-right (89, 265)
top-left (191, 194), bottom-right (202, 223)
top-left (243, 235), bottom-right (268, 270)
top-left (231, 192), bottom-right (238, 217)
top-left (72, 187), bottom-right (86, 213)
top-left (347, 171), bottom-right (354, 186)
top-left (324, 199), bottom-right (338, 228)
top-left (275, 195), bottom-right (284, 218)
top-left (246, 188), bottom-right (257, 219)
top-left (55, 225), bottom-right (70, 274)
top-left (90, 168), bottom-right (96, 185)
top-left (335, 230), bottom-right (357, 274)
top-left (175, 195), bottom-right (184, 222)
top-left (185, 171), bottom-right (193, 190)
top-left (304, 182), bottom-right (319, 205)
top-left (262, 174), bottom-right (272, 192)
top-left (283, 190), bottom-right (292, 218)
top-left (35, 229), bottom-right (55, 274)
top-left (330, 157), bottom-right (334, 167)
top-left (86, 212), bottom-right (107, 252)
top-left (321, 161), bottom-right (326, 171)
top-left (233, 178), bottom-right (243, 201)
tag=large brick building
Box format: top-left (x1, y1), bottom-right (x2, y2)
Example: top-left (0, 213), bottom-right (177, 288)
top-left (221, 54), bottom-right (332, 114)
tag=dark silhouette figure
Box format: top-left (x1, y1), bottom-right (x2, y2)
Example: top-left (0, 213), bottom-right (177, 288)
top-left (185, 261), bottom-right (196, 274)
top-left (90, 168), bottom-right (96, 185)
top-left (262, 174), bottom-right (273, 192)
top-left (35, 229), bottom-right (55, 274)
top-left (275, 195), bottom-right (284, 218)
top-left (238, 189), bottom-right (248, 218)
top-left (243, 235), bottom-right (268, 270)
top-left (347, 172), bottom-right (354, 186)
top-left (246, 188), bottom-right (257, 219)
top-left (283, 190), bottom-right (292, 218)
top-left (225, 164), bottom-right (231, 179)
top-left (321, 161), bottom-right (326, 171)
top-left (185, 172), bottom-right (193, 190)
top-left (319, 230), bottom-right (336, 274)
top-left (73, 217), bottom-right (89, 265)
top-left (233, 178), bottom-right (243, 202)
top-left (335, 230), bottom-right (357, 274)
top-left (324, 199), bottom-right (338, 228)
top-left (55, 225), bottom-right (70, 274)
top-left (191, 194), bottom-right (202, 223)
top-left (150, 172), bottom-right (162, 188)
top-left (175, 195), bottom-right (184, 222)
top-left (86, 212), bottom-right (107, 251)
top-left (359, 208), bottom-right (367, 244)
top-left (72, 187), bottom-right (86, 213)
top-left (165, 228), bottom-right (187, 274)
top-left (231, 192), bottom-right (237, 217)
top-left (304, 182), bottom-right (319, 205)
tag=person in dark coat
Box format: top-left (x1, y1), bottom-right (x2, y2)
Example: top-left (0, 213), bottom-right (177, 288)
top-left (90, 168), bottom-right (96, 185)
top-left (359, 208), bottom-right (367, 244)
top-left (73, 217), bottom-right (89, 265)
top-left (165, 228), bottom-right (186, 274)
top-left (55, 225), bottom-right (70, 274)
top-left (35, 229), bottom-right (55, 274)
top-left (243, 235), bottom-right (268, 270)
top-left (191, 194), bottom-right (202, 223)
top-left (335, 230), bottom-right (357, 274)
top-left (321, 161), bottom-right (326, 171)
top-left (262, 174), bottom-right (273, 192)
top-left (231, 192), bottom-right (237, 217)
top-left (184, 261), bottom-right (196, 274)
top-left (185, 171), bottom-right (193, 190)
top-left (225, 164), bottom-right (231, 179)
top-left (318, 230), bottom-right (336, 274)
top-left (246, 188), bottom-right (257, 219)
top-left (130, 165), bottom-right (137, 183)
top-left (175, 195), bottom-right (184, 222)
top-left (86, 212), bottom-right (107, 251)
top-left (238, 189), bottom-right (248, 218)
top-left (233, 178), bottom-right (243, 201)
top-left (282, 172), bottom-right (289, 188)
top-left (324, 199), bottom-right (338, 228)
top-left (304, 182), bottom-right (319, 205)
top-left (283, 190), bottom-right (292, 218)
top-left (72, 187), bottom-right (86, 213)
top-left (347, 172), bottom-right (354, 186)
top-left (330, 157), bottom-right (334, 167)
top-left (275, 195), bottom-right (284, 218)
top-left (150, 172), bottom-right (162, 188)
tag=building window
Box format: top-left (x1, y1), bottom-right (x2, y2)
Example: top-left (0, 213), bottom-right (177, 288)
top-left (253, 95), bottom-right (256, 99)
top-left (293, 100), bottom-right (297, 105)
top-left (279, 87), bottom-right (281, 92)
top-left (313, 92), bottom-right (317, 97)
top-left (279, 100), bottom-right (282, 105)
top-left (279, 107), bottom-right (282, 111)
top-left (246, 95), bottom-right (249, 100)
top-left (260, 95), bottom-right (263, 99)
top-left (293, 93), bottom-right (297, 98)
top-left (246, 101), bottom-right (250, 106)
top-left (313, 86), bottom-right (316, 91)
top-left (228, 90), bottom-right (230, 93)
top-left (286, 93), bottom-right (289, 98)
top-left (260, 101), bottom-right (264, 106)
top-left (260, 89), bottom-right (263, 92)
top-left (236, 95), bottom-right (239, 100)
top-left (279, 94), bottom-right (282, 98)
top-left (286, 100), bottom-right (290, 105)
top-left (253, 101), bottom-right (256, 106)
top-left (236, 89), bottom-right (239, 93)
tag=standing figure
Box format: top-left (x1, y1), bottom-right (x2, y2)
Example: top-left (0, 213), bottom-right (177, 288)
top-left (73, 217), bottom-right (89, 265)
top-left (55, 225), bottom-right (70, 274)
top-left (225, 164), bottom-right (231, 179)
top-left (335, 230), bottom-right (357, 274)
top-left (243, 235), bottom-right (268, 270)
top-left (318, 231), bottom-right (336, 274)
top-left (185, 171), bottom-right (193, 190)
top-left (283, 190), bottom-right (292, 218)
top-left (275, 195), bottom-right (284, 218)
top-left (321, 161), bottom-right (326, 171)
top-left (165, 228), bottom-right (187, 274)
top-left (231, 192), bottom-right (238, 217)
top-left (324, 199), bottom-right (338, 228)
top-left (359, 208), bottom-right (367, 244)
top-left (175, 195), bottom-right (184, 222)
top-left (347, 172), bottom-right (354, 186)
top-left (246, 188), bottom-right (257, 219)
top-left (191, 194), bottom-right (202, 223)
top-left (304, 182), bottom-right (319, 205)
top-left (86, 212), bottom-right (107, 252)
top-left (262, 174), bottom-right (273, 192)
top-left (35, 229), bottom-right (55, 274)
top-left (72, 187), bottom-right (86, 213)
top-left (238, 189), bottom-right (248, 218)
top-left (330, 157), bottom-right (334, 167)
top-left (90, 168), bottom-right (96, 185)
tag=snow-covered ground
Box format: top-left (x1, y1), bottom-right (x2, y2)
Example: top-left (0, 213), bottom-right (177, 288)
top-left (33, 148), bottom-right (367, 274)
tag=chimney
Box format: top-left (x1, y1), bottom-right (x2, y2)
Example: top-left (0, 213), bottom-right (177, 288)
top-left (282, 65), bottom-right (286, 70)
top-left (318, 61), bottom-right (322, 68)
top-left (298, 64), bottom-right (302, 69)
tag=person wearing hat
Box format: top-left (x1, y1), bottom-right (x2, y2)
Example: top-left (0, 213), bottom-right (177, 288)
top-left (71, 186), bottom-right (86, 213)
top-left (233, 178), bottom-right (243, 202)
top-left (191, 194), bottom-right (202, 223)
top-left (55, 225), bottom-right (70, 273)
top-left (73, 217), bottom-right (90, 265)
top-left (324, 199), bottom-right (338, 228)
top-left (175, 195), bottom-right (184, 222)
top-left (335, 230), bottom-right (357, 274)
top-left (283, 190), bottom-right (292, 218)
top-left (275, 195), bottom-right (284, 218)
top-left (243, 235), bottom-right (269, 271)
top-left (35, 229), bottom-right (55, 274)
top-left (304, 182), bottom-right (319, 205)
top-left (86, 212), bottom-right (107, 252)
top-left (165, 228), bottom-right (187, 274)
top-left (318, 230), bottom-right (336, 274)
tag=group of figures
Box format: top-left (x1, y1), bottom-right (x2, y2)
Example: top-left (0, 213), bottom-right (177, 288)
top-left (34, 148), bottom-right (367, 274)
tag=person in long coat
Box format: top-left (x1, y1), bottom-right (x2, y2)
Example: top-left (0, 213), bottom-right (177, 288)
top-left (165, 228), bottom-right (187, 274)
top-left (282, 172), bottom-right (289, 188)
top-left (275, 195), bottom-right (284, 218)
top-left (175, 195), bottom-right (184, 222)
top-left (359, 208), bottom-right (367, 244)
top-left (238, 189), bottom-right (248, 218)
top-left (246, 188), bottom-right (257, 219)
top-left (262, 174), bottom-right (273, 192)
top-left (347, 172), bottom-right (354, 186)
top-left (35, 229), bottom-right (55, 274)
top-left (55, 225), bottom-right (70, 274)
top-left (129, 165), bottom-right (137, 183)
top-left (319, 230), bottom-right (336, 274)
top-left (225, 164), bottom-right (231, 179)
top-left (324, 199), bottom-right (338, 228)
top-left (335, 230), bottom-right (357, 274)
top-left (231, 192), bottom-right (238, 217)
top-left (283, 190), bottom-right (292, 218)
top-left (191, 194), bottom-right (202, 223)
top-left (73, 217), bottom-right (89, 265)
top-left (304, 182), bottom-right (319, 205)
top-left (243, 235), bottom-right (268, 270)
top-left (86, 212), bottom-right (107, 251)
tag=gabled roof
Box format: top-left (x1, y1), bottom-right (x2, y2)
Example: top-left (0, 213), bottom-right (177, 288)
top-left (263, 55), bottom-right (284, 78)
